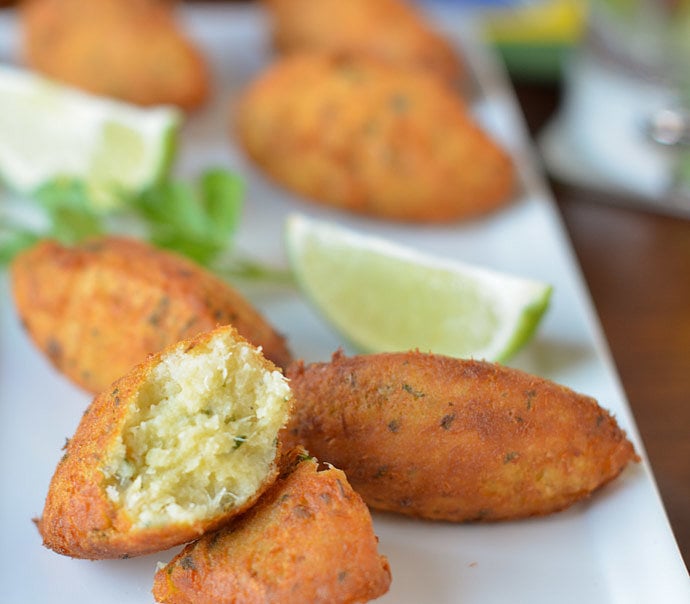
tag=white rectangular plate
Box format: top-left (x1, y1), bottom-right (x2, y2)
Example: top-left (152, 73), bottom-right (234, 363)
top-left (1, 4), bottom-right (688, 603)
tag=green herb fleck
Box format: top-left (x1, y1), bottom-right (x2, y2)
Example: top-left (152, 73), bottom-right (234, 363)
top-left (346, 372), bottom-right (357, 388)
top-left (504, 451), bottom-right (519, 464)
top-left (389, 93), bottom-right (410, 113)
top-left (374, 466), bottom-right (389, 479)
top-left (293, 504), bottom-right (312, 518)
top-left (440, 413), bottom-right (456, 430)
top-left (46, 338), bottom-right (63, 363)
top-left (473, 509), bottom-right (492, 520)
top-left (402, 383), bottom-right (425, 398)
top-left (208, 530), bottom-right (224, 550)
top-left (233, 435), bottom-right (247, 449)
top-left (146, 295), bottom-right (170, 327)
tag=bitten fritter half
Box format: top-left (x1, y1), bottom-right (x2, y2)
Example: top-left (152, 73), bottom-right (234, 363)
top-left (37, 325), bottom-right (293, 559)
top-left (153, 448), bottom-right (391, 604)
top-left (265, 0), bottom-right (464, 85)
top-left (236, 54), bottom-right (515, 223)
top-left (283, 351), bottom-right (639, 521)
top-left (11, 236), bottom-right (292, 394)
top-left (21, 0), bottom-right (209, 110)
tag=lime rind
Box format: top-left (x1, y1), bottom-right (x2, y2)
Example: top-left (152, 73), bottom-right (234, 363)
top-left (493, 284), bottom-right (553, 362)
top-left (286, 213), bottom-right (553, 362)
top-left (156, 121), bottom-right (179, 186)
top-left (86, 111), bottom-right (181, 210)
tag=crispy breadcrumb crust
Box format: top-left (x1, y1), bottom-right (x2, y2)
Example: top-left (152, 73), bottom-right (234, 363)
top-left (236, 54), bottom-right (514, 223)
top-left (266, 0), bottom-right (464, 85)
top-left (37, 325), bottom-right (292, 559)
top-left (21, 0), bottom-right (209, 110)
top-left (283, 350), bottom-right (640, 521)
top-left (153, 448), bottom-right (391, 604)
top-left (11, 236), bottom-right (291, 393)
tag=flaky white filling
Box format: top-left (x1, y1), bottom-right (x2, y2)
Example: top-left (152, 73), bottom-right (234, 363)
top-left (102, 335), bottom-right (291, 528)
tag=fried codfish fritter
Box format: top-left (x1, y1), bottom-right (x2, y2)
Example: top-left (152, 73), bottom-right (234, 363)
top-left (153, 448), bottom-right (391, 604)
top-left (283, 351), bottom-right (639, 521)
top-left (236, 54), bottom-right (515, 223)
top-left (11, 236), bottom-right (291, 394)
top-left (21, 0), bottom-right (209, 110)
top-left (38, 325), bottom-right (293, 559)
top-left (265, 0), bottom-right (464, 85)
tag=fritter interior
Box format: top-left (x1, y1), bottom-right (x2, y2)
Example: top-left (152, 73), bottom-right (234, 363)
top-left (102, 335), bottom-right (291, 528)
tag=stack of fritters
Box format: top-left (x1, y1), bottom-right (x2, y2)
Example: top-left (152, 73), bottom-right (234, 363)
top-left (12, 238), bottom-right (392, 603)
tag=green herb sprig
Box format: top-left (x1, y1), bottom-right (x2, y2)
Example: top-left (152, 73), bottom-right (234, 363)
top-left (0, 169), bottom-right (292, 284)
top-left (134, 168), bottom-right (243, 266)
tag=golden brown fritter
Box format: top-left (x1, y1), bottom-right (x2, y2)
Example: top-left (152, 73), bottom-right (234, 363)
top-left (236, 54), bottom-right (515, 223)
top-left (10, 236), bottom-right (291, 393)
top-left (21, 0), bottom-right (209, 110)
top-left (152, 448), bottom-right (391, 604)
top-left (37, 325), bottom-right (293, 559)
top-left (283, 350), bottom-right (640, 521)
top-left (265, 0), bottom-right (464, 84)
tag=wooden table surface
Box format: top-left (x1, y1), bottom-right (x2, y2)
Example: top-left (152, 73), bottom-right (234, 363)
top-left (514, 81), bottom-right (690, 573)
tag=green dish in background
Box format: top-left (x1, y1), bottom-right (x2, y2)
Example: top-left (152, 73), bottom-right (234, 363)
top-left (492, 41), bottom-right (575, 81)
top-left (481, 0), bottom-right (587, 81)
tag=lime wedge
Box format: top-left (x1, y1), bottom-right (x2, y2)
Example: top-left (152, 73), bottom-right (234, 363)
top-left (286, 214), bottom-right (552, 361)
top-left (0, 64), bottom-right (181, 209)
